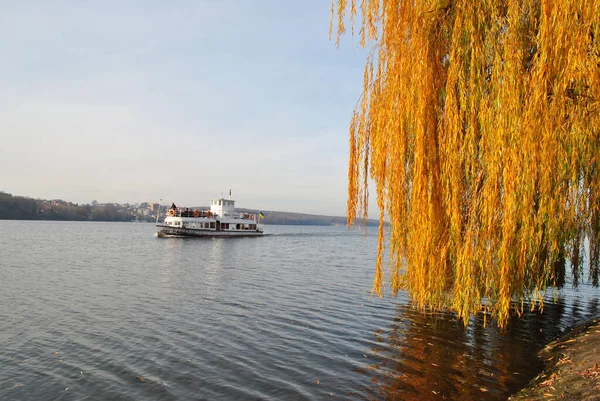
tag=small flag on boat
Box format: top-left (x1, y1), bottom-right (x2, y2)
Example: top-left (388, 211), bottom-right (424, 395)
top-left (259, 211), bottom-right (265, 219)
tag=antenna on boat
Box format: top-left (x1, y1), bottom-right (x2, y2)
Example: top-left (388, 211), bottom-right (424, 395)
top-left (229, 189), bottom-right (231, 200)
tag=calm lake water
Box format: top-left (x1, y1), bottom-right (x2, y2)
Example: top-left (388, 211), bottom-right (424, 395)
top-left (1, 220), bottom-right (599, 401)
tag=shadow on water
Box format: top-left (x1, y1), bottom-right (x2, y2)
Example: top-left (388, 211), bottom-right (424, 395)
top-left (155, 231), bottom-right (357, 239)
top-left (352, 296), bottom-right (600, 401)
top-left (268, 230), bottom-right (367, 239)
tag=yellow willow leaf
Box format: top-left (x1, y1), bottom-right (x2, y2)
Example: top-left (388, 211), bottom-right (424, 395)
top-left (334, 0), bottom-right (600, 327)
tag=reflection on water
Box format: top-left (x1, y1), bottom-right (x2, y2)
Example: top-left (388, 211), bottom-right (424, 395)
top-left (356, 294), bottom-right (600, 401)
top-left (0, 221), bottom-right (598, 401)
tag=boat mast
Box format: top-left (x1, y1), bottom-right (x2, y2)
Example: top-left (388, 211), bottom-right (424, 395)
top-left (155, 198), bottom-right (162, 224)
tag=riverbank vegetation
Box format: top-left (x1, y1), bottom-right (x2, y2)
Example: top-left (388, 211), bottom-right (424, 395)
top-left (0, 192), bottom-right (138, 221)
top-left (0, 191), bottom-right (376, 226)
top-left (334, 0), bottom-right (600, 327)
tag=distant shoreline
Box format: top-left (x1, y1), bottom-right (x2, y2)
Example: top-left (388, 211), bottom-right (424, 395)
top-left (0, 217), bottom-right (381, 227)
top-left (0, 191), bottom-right (382, 227)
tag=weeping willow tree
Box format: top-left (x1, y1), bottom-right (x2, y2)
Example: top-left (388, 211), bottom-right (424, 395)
top-left (333, 0), bottom-right (600, 327)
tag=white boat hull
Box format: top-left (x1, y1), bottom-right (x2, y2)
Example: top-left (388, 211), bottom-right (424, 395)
top-left (156, 224), bottom-right (263, 238)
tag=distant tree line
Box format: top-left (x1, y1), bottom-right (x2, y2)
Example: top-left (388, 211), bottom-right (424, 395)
top-left (235, 208), bottom-right (381, 226)
top-left (0, 192), bottom-right (135, 222)
top-left (0, 191), bottom-right (380, 225)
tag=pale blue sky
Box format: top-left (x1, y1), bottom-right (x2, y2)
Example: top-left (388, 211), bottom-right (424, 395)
top-left (0, 1), bottom-right (370, 215)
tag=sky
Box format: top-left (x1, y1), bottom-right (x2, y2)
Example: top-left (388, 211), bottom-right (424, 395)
top-left (0, 1), bottom-right (372, 216)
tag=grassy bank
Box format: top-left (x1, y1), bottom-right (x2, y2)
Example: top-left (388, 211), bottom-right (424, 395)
top-left (509, 316), bottom-right (600, 400)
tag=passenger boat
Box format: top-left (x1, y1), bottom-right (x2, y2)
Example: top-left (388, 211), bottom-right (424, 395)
top-left (156, 194), bottom-right (264, 238)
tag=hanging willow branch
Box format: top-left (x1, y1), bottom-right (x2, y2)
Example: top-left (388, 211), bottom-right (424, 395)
top-left (335, 0), bottom-right (600, 327)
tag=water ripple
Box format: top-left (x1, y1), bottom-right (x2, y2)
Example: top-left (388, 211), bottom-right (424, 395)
top-left (1, 221), bottom-right (599, 400)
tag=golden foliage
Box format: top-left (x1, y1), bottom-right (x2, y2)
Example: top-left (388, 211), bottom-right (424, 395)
top-left (335, 0), bottom-right (600, 326)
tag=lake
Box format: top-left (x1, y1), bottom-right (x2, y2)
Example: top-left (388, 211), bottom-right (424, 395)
top-left (1, 220), bottom-right (598, 400)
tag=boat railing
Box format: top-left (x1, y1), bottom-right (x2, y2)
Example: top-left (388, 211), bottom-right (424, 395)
top-left (166, 208), bottom-right (258, 220)
top-left (167, 208), bottom-right (212, 218)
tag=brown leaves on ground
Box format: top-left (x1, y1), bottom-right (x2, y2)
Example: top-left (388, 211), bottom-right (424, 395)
top-left (581, 364), bottom-right (600, 379)
top-left (509, 320), bottom-right (600, 401)
top-left (540, 372), bottom-right (559, 387)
